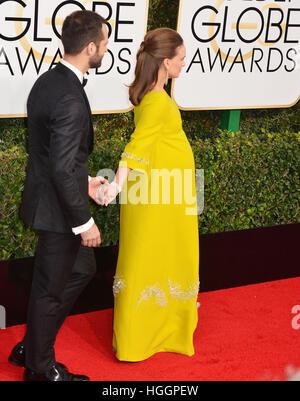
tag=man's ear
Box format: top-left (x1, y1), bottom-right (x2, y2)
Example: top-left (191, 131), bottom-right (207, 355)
top-left (86, 42), bottom-right (96, 56)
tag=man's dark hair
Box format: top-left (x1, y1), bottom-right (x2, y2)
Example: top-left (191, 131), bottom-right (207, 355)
top-left (62, 10), bottom-right (106, 55)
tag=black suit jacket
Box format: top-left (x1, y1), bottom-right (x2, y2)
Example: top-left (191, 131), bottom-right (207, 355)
top-left (20, 62), bottom-right (94, 233)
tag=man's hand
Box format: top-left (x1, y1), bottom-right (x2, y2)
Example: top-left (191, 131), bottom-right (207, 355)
top-left (80, 223), bottom-right (101, 247)
top-left (89, 176), bottom-right (108, 204)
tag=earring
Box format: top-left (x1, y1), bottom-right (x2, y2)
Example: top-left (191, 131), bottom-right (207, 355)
top-left (165, 69), bottom-right (169, 86)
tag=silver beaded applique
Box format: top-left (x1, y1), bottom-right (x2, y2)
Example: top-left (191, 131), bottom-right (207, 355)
top-left (114, 277), bottom-right (199, 307)
top-left (168, 279), bottom-right (200, 301)
top-left (112, 274), bottom-right (126, 296)
top-left (122, 151), bottom-right (150, 166)
top-left (136, 284), bottom-right (167, 308)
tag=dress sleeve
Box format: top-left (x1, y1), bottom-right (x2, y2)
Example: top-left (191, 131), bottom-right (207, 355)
top-left (119, 94), bottom-right (167, 172)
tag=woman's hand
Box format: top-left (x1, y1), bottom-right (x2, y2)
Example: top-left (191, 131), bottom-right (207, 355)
top-left (102, 183), bottom-right (120, 206)
top-left (91, 166), bottom-right (131, 206)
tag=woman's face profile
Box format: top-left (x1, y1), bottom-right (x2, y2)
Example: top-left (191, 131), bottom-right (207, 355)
top-left (167, 44), bottom-right (186, 79)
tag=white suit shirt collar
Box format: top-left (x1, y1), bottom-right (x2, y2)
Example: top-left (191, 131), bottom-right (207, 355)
top-left (60, 59), bottom-right (85, 84)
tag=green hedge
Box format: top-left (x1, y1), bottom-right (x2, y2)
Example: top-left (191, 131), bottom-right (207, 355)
top-left (1, 128), bottom-right (299, 260)
top-left (0, 0), bottom-right (300, 259)
top-left (0, 146), bottom-right (37, 259)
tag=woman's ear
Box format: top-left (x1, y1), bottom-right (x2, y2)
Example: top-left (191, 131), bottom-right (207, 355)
top-left (163, 58), bottom-right (170, 70)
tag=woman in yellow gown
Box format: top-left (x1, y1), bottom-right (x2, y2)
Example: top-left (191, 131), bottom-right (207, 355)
top-left (101, 28), bottom-right (199, 362)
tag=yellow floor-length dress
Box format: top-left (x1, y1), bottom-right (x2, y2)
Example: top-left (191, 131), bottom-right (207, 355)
top-left (112, 90), bottom-right (199, 362)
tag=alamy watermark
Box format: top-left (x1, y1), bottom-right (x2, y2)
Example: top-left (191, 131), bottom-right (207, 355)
top-left (96, 166), bottom-right (204, 216)
top-left (291, 305), bottom-right (300, 330)
top-left (0, 305), bottom-right (6, 329)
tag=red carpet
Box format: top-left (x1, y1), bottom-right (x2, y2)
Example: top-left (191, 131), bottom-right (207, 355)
top-left (1, 277), bottom-right (299, 381)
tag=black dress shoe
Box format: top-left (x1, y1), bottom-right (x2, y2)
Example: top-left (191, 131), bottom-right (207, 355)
top-left (8, 342), bottom-right (25, 367)
top-left (9, 342), bottom-right (68, 372)
top-left (24, 363), bottom-right (90, 382)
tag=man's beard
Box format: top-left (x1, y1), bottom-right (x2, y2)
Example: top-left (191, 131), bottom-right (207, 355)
top-left (89, 54), bottom-right (103, 69)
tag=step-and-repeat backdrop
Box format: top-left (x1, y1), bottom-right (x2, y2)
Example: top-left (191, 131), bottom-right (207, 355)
top-left (0, 0), bottom-right (299, 117)
top-left (0, 0), bottom-right (149, 116)
top-left (173, 0), bottom-right (300, 110)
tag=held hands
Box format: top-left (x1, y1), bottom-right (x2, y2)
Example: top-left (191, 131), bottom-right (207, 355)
top-left (97, 182), bottom-right (120, 206)
top-left (89, 176), bottom-right (121, 206)
top-left (85, 176), bottom-right (120, 247)
top-left (88, 176), bottom-right (108, 203)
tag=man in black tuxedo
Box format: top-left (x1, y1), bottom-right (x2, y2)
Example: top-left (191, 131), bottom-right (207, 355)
top-left (8, 10), bottom-right (108, 381)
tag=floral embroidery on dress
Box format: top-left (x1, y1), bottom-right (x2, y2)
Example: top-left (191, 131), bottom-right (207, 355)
top-left (113, 274), bottom-right (126, 296)
top-left (168, 279), bottom-right (200, 301)
top-left (122, 151), bottom-right (150, 166)
top-left (136, 284), bottom-right (167, 307)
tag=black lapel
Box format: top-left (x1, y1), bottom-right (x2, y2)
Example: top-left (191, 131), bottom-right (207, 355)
top-left (55, 62), bottom-right (94, 154)
top-left (80, 87), bottom-right (94, 155)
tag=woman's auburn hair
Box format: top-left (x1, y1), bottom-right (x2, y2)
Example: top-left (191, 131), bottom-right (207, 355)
top-left (129, 28), bottom-right (183, 106)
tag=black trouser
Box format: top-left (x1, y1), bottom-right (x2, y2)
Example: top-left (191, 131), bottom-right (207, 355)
top-left (24, 230), bottom-right (96, 373)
